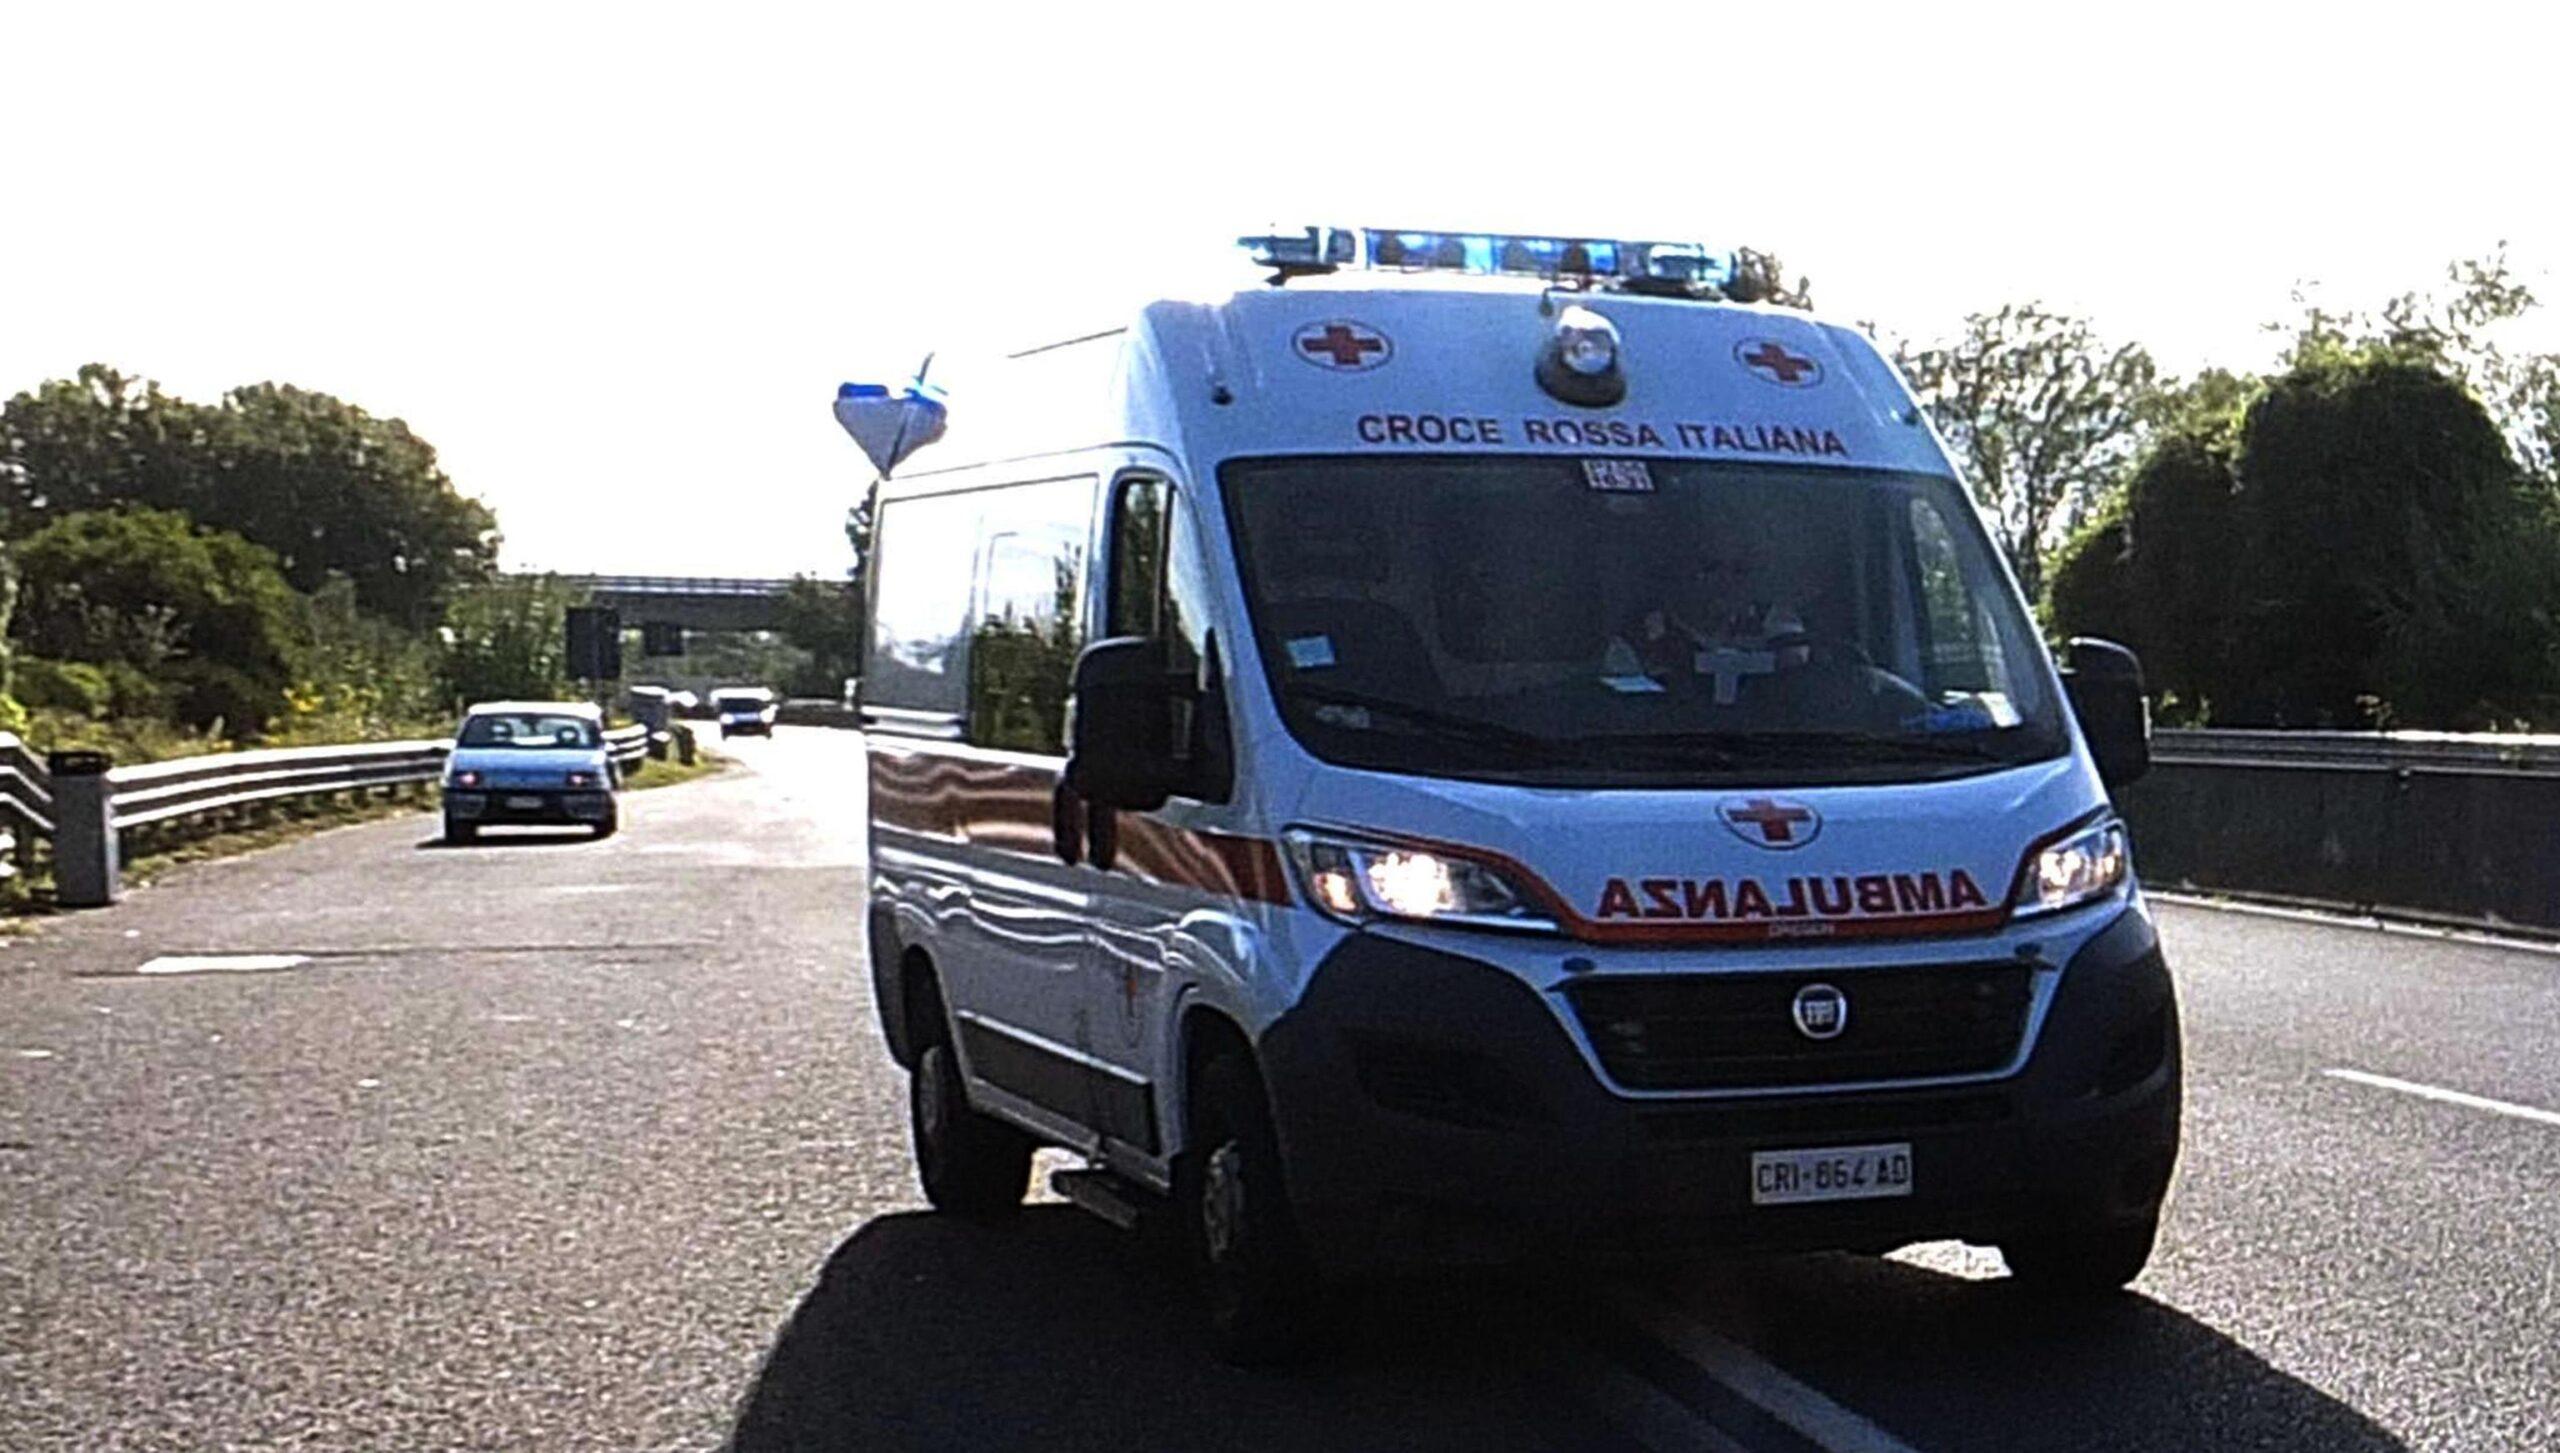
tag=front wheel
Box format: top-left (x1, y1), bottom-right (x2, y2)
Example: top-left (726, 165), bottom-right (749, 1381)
top-left (2000, 1210), bottom-right (2160, 1295)
top-left (443, 818), bottom-right (476, 845)
top-left (910, 1037), bottom-right (1033, 1218)
top-left (1185, 1053), bottom-right (1327, 1365)
top-left (593, 809), bottom-right (619, 839)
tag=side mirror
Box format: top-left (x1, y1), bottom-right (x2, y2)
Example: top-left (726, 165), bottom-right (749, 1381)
top-left (2062, 637), bottom-right (2151, 789)
top-left (1066, 637), bottom-right (1179, 811)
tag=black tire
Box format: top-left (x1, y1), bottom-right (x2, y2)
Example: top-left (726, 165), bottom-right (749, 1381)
top-left (909, 1027), bottom-right (1034, 1219)
top-left (593, 810), bottom-right (619, 839)
top-left (2001, 1210), bottom-right (2160, 1295)
top-left (443, 818), bottom-right (476, 845)
top-left (1185, 1052), bottom-right (1327, 1365)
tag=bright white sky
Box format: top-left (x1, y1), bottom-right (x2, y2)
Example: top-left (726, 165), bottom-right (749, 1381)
top-left (7, 1), bottom-right (2556, 577)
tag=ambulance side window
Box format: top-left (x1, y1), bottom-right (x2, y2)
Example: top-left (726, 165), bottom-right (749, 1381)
top-left (965, 476), bottom-right (1092, 755)
top-left (1108, 478), bottom-right (1170, 639)
top-left (866, 490), bottom-right (982, 720)
top-left (1908, 496), bottom-right (2003, 692)
top-left (1106, 475), bottom-right (1228, 800)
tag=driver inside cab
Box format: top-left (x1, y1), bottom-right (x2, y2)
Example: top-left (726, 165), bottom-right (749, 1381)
top-left (1600, 515), bottom-right (1924, 729)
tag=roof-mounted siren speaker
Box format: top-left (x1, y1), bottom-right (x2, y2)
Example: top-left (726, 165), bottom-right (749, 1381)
top-left (833, 379), bottom-right (948, 477)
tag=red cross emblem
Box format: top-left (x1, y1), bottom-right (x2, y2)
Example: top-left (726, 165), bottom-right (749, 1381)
top-left (1722, 796), bottom-right (1821, 849)
top-left (1294, 320), bottom-right (1392, 371)
top-left (1736, 338), bottom-right (1822, 387)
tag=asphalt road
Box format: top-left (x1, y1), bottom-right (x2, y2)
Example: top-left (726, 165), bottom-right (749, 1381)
top-left (4, 727), bottom-right (2554, 1451)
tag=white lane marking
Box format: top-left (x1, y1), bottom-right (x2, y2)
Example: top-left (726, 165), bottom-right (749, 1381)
top-left (137, 954), bottom-right (311, 976)
top-left (1580, 1358), bottom-right (1753, 1453)
top-left (16, 1048), bottom-right (54, 1060)
top-left (2151, 891), bottom-right (2560, 958)
top-left (2324, 1068), bottom-right (2560, 1128)
top-left (1606, 1285), bottom-right (1923, 1453)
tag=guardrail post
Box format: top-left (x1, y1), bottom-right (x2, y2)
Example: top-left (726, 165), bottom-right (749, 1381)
top-left (675, 724), bottom-right (696, 766)
top-left (49, 750), bottom-right (118, 908)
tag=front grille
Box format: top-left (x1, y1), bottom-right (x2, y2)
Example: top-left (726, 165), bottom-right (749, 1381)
top-left (1565, 963), bottom-right (2033, 1092)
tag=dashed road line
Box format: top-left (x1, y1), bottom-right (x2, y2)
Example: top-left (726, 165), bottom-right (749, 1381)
top-left (2324, 1067), bottom-right (2560, 1128)
top-left (1601, 1284), bottom-right (1925, 1453)
top-left (136, 953), bottom-right (311, 975)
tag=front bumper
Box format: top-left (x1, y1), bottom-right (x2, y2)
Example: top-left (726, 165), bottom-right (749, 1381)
top-left (444, 789), bottom-right (614, 824)
top-left (1256, 906), bottom-right (2181, 1272)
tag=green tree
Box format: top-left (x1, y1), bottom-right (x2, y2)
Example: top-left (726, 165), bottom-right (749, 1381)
top-left (9, 508), bottom-right (307, 736)
top-left (0, 367), bottom-right (499, 626)
top-left (1895, 304), bottom-right (2159, 602)
top-left (773, 576), bottom-right (865, 697)
top-left (0, 366), bottom-right (212, 534)
top-left (438, 575), bottom-right (582, 709)
top-left (280, 575), bottom-right (445, 740)
top-left (2278, 250), bottom-right (2560, 481)
top-left (2049, 355), bottom-right (2560, 728)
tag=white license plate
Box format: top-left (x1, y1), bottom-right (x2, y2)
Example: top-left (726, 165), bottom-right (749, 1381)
top-left (1751, 1143), bottom-right (1914, 1206)
top-left (504, 795), bottom-right (545, 810)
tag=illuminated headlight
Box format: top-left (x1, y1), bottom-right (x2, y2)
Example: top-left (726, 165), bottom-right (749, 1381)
top-left (1282, 829), bottom-right (1557, 933)
top-left (2015, 819), bottom-right (2130, 917)
top-left (450, 769), bottom-right (483, 789)
top-left (1535, 305), bottom-right (1626, 406)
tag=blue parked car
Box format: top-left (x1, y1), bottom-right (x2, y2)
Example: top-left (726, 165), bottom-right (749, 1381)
top-left (441, 701), bottom-right (619, 844)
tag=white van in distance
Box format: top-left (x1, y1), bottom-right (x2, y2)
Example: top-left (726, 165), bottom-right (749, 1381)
top-left (839, 227), bottom-right (2178, 1363)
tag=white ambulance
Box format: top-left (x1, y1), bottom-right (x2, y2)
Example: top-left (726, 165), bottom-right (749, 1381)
top-left (839, 227), bottom-right (2179, 1363)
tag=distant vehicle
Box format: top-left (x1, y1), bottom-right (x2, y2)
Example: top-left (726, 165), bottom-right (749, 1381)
top-left (712, 686), bottom-right (778, 738)
top-left (440, 700), bottom-right (619, 844)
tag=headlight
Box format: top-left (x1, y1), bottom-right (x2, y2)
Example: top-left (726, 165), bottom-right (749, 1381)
top-left (566, 770), bottom-right (599, 788)
top-left (2014, 819), bottom-right (2130, 917)
top-left (1281, 829), bottom-right (1557, 933)
top-left (451, 770), bottom-right (483, 788)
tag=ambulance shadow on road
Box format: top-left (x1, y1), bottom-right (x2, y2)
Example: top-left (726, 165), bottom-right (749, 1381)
top-left (1630, 1252), bottom-right (2412, 1453)
top-left (726, 1212), bottom-right (2407, 1453)
top-left (723, 1208), bottom-right (1628, 1453)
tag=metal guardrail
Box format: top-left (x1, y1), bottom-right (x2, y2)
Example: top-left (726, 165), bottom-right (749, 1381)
top-left (2150, 727), bottom-right (2560, 775)
top-left (0, 733), bottom-right (56, 838)
top-left (110, 740), bottom-right (449, 830)
top-left (605, 722), bottom-right (650, 772)
top-left (2126, 727), bottom-right (2560, 938)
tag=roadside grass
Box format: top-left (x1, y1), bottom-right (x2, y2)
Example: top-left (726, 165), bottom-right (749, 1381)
top-left (623, 739), bottom-right (729, 791)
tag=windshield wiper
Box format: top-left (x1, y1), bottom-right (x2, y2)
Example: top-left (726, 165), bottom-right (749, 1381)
top-left (1284, 684), bottom-right (1563, 760)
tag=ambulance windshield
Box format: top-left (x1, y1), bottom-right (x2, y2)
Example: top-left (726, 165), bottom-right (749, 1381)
top-left (1223, 457), bottom-right (2068, 786)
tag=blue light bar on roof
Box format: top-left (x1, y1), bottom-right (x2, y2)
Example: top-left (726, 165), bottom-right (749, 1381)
top-left (1237, 225), bottom-right (1736, 289)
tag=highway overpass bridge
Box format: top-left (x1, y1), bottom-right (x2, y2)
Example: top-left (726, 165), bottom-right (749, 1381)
top-left (545, 574), bottom-right (803, 633)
